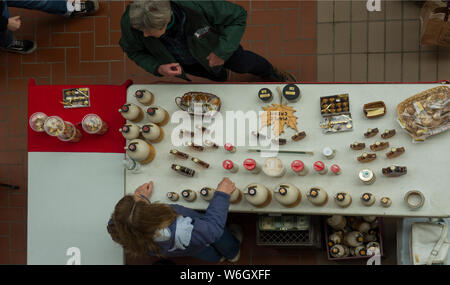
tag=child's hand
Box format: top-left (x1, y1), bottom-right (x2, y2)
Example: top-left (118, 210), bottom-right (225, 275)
top-left (8, 16), bottom-right (21, 31)
top-left (216, 177), bottom-right (236, 195)
top-left (134, 181), bottom-right (153, 201)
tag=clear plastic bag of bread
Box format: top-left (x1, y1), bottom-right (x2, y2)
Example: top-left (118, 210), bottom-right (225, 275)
top-left (397, 85), bottom-right (449, 142)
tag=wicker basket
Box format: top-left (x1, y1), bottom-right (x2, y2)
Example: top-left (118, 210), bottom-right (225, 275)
top-left (396, 86), bottom-right (450, 141)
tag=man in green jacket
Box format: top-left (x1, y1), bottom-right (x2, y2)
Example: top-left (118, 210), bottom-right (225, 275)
top-left (120, 0), bottom-right (296, 82)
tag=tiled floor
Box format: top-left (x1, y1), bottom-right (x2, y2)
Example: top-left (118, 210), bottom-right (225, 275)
top-left (0, 0), bottom-right (447, 265)
top-left (316, 0), bottom-right (450, 82)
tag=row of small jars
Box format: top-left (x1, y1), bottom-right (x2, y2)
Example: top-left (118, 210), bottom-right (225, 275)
top-left (29, 112), bottom-right (108, 142)
top-left (165, 184), bottom-right (344, 208)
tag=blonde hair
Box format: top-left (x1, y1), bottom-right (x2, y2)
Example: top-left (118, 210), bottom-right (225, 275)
top-left (107, 195), bottom-right (178, 257)
top-left (129, 0), bottom-right (172, 30)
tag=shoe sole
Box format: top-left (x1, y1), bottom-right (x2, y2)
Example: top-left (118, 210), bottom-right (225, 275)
top-left (0, 42), bottom-right (37, 55)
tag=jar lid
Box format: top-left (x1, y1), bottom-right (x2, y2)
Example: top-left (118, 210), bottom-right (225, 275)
top-left (142, 125), bottom-right (151, 133)
top-left (291, 160), bottom-right (304, 172)
top-left (258, 88), bottom-right (273, 102)
top-left (120, 104), bottom-right (129, 112)
top-left (309, 188), bottom-right (319, 197)
top-left (247, 186), bottom-right (257, 196)
top-left (243, 158), bottom-right (256, 170)
top-left (282, 84), bottom-right (300, 101)
top-left (200, 188), bottom-right (209, 196)
top-left (322, 147), bottom-right (334, 157)
top-left (121, 125), bottom-right (130, 133)
top-left (362, 193), bottom-right (372, 201)
top-left (331, 164), bottom-right (340, 173)
top-left (336, 193), bottom-right (346, 201)
top-left (313, 161), bottom-right (325, 171)
top-left (359, 169), bottom-right (374, 181)
top-left (278, 186), bottom-right (288, 195)
top-left (224, 143), bottom-right (234, 151)
top-left (223, 160), bottom-right (234, 169)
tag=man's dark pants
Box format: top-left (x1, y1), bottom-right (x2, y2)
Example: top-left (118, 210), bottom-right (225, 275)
top-left (182, 45), bottom-right (274, 82)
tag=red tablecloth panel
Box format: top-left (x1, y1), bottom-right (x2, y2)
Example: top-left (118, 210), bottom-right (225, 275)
top-left (27, 78), bottom-right (132, 153)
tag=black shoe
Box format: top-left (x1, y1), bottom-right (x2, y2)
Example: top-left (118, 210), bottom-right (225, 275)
top-left (262, 67), bottom-right (298, 82)
top-left (0, 40), bottom-right (37, 54)
top-left (69, 0), bottom-right (99, 17)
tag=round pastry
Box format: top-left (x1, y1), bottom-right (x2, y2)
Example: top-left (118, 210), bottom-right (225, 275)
top-left (307, 187), bottom-right (328, 206)
top-left (146, 106), bottom-right (170, 126)
top-left (119, 103), bottom-right (144, 123)
top-left (141, 123), bottom-right (164, 143)
top-left (243, 183), bottom-right (272, 208)
top-left (119, 124), bottom-right (141, 140)
top-left (334, 192), bottom-right (352, 208)
top-left (134, 89), bottom-right (154, 106)
top-left (125, 139), bottom-right (155, 164)
top-left (273, 183), bottom-right (302, 208)
top-left (200, 187), bottom-right (216, 201)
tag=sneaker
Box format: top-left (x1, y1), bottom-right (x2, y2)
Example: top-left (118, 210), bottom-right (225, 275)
top-left (0, 40), bottom-right (37, 54)
top-left (227, 224), bottom-right (243, 263)
top-left (263, 67), bottom-right (298, 82)
top-left (68, 0), bottom-right (99, 17)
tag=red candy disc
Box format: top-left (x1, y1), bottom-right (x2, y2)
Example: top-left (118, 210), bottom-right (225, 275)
top-left (243, 159), bottom-right (256, 170)
top-left (313, 161), bottom-right (325, 172)
top-left (224, 143), bottom-right (234, 151)
top-left (331, 164), bottom-right (340, 173)
top-left (223, 160), bottom-right (234, 170)
top-left (291, 160), bottom-right (304, 172)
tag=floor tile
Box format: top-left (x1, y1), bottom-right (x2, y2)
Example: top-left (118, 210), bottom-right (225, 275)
top-left (420, 52), bottom-right (438, 82)
top-left (317, 1), bottom-right (334, 23)
top-left (351, 22), bottom-right (367, 53)
top-left (385, 53), bottom-right (402, 82)
top-left (334, 23), bottom-right (351, 53)
top-left (350, 53), bottom-right (368, 82)
top-left (317, 23), bottom-right (334, 54)
top-left (403, 52), bottom-right (420, 82)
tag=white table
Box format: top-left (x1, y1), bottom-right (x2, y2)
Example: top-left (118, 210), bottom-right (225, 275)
top-left (28, 152), bottom-right (125, 265)
top-left (125, 83), bottom-right (450, 218)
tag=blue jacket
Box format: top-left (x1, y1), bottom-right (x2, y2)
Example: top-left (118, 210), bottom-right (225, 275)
top-left (152, 191), bottom-right (230, 257)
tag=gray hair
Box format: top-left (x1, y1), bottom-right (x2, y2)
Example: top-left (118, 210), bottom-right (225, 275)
top-left (129, 0), bottom-right (172, 30)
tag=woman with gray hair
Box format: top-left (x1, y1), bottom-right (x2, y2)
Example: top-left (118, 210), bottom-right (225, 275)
top-left (120, 0), bottom-right (296, 82)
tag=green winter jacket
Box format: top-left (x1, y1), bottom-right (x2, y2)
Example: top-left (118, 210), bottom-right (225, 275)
top-left (119, 0), bottom-right (247, 81)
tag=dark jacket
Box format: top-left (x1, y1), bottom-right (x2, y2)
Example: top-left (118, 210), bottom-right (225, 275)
top-left (119, 0), bottom-right (247, 81)
top-left (152, 191), bottom-right (230, 257)
top-left (1, 1), bottom-right (8, 32)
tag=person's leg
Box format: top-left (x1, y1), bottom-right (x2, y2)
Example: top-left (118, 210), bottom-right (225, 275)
top-left (194, 245), bottom-right (225, 263)
top-left (224, 45), bottom-right (275, 78)
top-left (224, 45), bottom-right (297, 82)
top-left (208, 227), bottom-right (241, 260)
top-left (0, 1), bottom-right (14, 48)
top-left (6, 0), bottom-right (69, 16)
